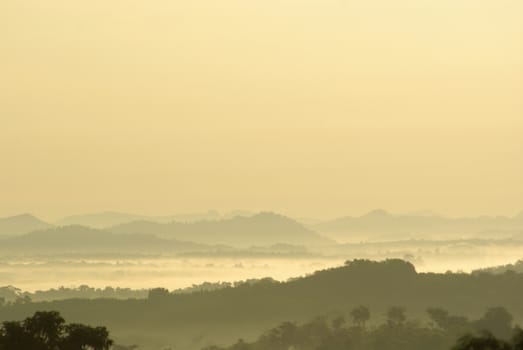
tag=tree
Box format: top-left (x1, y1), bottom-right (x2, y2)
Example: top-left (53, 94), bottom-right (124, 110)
top-left (476, 307), bottom-right (514, 339)
top-left (230, 338), bottom-right (249, 350)
top-left (512, 328), bottom-right (523, 350)
top-left (148, 288), bottom-right (170, 301)
top-left (331, 316), bottom-right (346, 331)
top-left (61, 324), bottom-right (112, 350)
top-left (260, 321), bottom-right (297, 348)
top-left (350, 306), bottom-right (370, 328)
top-left (24, 311), bottom-right (65, 349)
top-left (427, 307), bottom-right (468, 331)
top-left (0, 311), bottom-right (113, 350)
top-left (14, 295), bottom-right (32, 305)
top-left (453, 331), bottom-right (512, 350)
top-left (0, 321), bottom-right (39, 350)
top-left (387, 306), bottom-right (406, 326)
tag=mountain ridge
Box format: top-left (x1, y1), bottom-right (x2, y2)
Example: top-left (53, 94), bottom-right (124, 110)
top-left (109, 211), bottom-right (333, 247)
top-left (0, 213), bottom-right (53, 236)
top-left (0, 225), bottom-right (219, 253)
top-left (313, 210), bottom-right (523, 241)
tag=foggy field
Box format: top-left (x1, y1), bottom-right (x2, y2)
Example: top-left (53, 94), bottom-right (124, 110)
top-left (0, 256), bottom-right (340, 292)
top-left (2, 240), bottom-right (522, 294)
top-left (2, 212), bottom-right (522, 295)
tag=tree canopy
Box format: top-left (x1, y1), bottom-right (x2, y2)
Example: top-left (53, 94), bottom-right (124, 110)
top-left (0, 311), bottom-right (112, 350)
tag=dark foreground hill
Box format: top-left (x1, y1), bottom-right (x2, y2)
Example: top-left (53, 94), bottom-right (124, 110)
top-left (110, 212), bottom-right (333, 247)
top-left (1, 260), bottom-right (523, 350)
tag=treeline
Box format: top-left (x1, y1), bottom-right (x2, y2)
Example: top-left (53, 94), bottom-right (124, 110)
top-left (0, 286), bottom-right (148, 304)
top-left (206, 306), bottom-right (520, 350)
top-left (473, 259), bottom-right (523, 275)
top-left (0, 279), bottom-right (279, 305)
top-left (2, 308), bottom-right (523, 350)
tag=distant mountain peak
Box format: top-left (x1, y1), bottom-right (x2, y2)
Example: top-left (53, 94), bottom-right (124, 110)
top-left (4, 213), bottom-right (41, 221)
top-left (0, 214), bottom-right (53, 236)
top-left (110, 211), bottom-right (332, 247)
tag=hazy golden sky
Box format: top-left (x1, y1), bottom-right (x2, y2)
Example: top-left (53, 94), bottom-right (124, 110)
top-left (1, 0), bottom-right (522, 220)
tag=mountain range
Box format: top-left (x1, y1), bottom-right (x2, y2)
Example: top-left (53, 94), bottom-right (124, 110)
top-left (312, 209), bottom-right (523, 241)
top-left (56, 210), bottom-right (253, 229)
top-left (0, 225), bottom-right (214, 254)
top-left (0, 212), bottom-right (331, 251)
top-left (109, 212), bottom-right (333, 247)
top-left (1, 210), bottom-right (523, 246)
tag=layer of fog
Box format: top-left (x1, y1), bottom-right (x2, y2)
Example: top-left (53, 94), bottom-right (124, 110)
top-left (2, 242), bottom-right (522, 293)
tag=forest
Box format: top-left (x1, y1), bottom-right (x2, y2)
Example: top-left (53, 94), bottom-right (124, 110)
top-left (2, 259), bottom-right (523, 349)
top-left (2, 307), bottom-right (523, 350)
top-left (0, 311), bottom-right (112, 350)
top-left (203, 306), bottom-right (523, 350)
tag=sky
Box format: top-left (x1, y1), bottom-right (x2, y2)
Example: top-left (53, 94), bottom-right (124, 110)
top-left (1, 0), bottom-right (522, 221)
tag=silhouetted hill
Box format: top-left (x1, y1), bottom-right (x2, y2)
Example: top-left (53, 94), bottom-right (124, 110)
top-left (109, 212), bottom-right (333, 247)
top-left (57, 210), bottom-right (226, 229)
top-left (57, 212), bottom-right (152, 229)
top-left (313, 210), bottom-right (523, 241)
top-left (473, 259), bottom-right (523, 274)
top-left (0, 226), bottom-right (216, 254)
top-left (0, 214), bottom-right (53, 236)
top-left (2, 259), bottom-right (523, 349)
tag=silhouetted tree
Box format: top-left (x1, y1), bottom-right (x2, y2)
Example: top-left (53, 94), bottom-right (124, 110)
top-left (24, 311), bottom-right (65, 349)
top-left (61, 323), bottom-right (112, 350)
top-left (148, 287), bottom-right (170, 301)
top-left (453, 331), bottom-right (512, 350)
top-left (475, 307), bottom-right (514, 340)
top-left (205, 306), bottom-right (523, 350)
top-left (350, 305), bottom-right (370, 328)
top-left (427, 307), bottom-right (468, 331)
top-left (14, 295), bottom-right (32, 305)
top-left (331, 316), bottom-right (346, 331)
top-left (230, 338), bottom-right (249, 350)
top-left (387, 306), bottom-right (406, 326)
top-left (0, 321), bottom-right (39, 349)
top-left (512, 328), bottom-right (523, 350)
top-left (257, 321), bottom-right (298, 350)
top-left (0, 311), bottom-right (112, 350)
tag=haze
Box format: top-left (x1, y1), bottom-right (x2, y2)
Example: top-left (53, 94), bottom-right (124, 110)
top-left (1, 0), bottom-right (522, 220)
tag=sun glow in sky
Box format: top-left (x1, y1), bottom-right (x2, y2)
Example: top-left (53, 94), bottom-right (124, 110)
top-left (1, 0), bottom-right (522, 220)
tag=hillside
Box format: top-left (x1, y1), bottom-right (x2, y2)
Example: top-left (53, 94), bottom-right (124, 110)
top-left (473, 259), bottom-right (523, 274)
top-left (313, 210), bottom-right (523, 241)
top-left (110, 212), bottom-right (333, 247)
top-left (0, 225), bottom-right (216, 254)
top-left (57, 210), bottom-right (225, 229)
top-left (0, 214), bottom-right (53, 236)
top-left (2, 260), bottom-right (523, 350)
